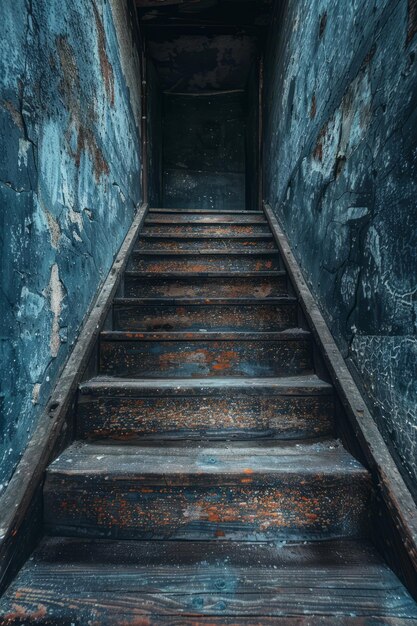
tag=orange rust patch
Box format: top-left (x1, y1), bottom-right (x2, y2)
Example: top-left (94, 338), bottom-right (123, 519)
top-left (92, 2), bottom-right (115, 106)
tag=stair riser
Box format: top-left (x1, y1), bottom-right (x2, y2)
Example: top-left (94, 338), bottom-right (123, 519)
top-left (124, 276), bottom-right (288, 298)
top-left (145, 215), bottom-right (267, 224)
top-left (44, 477), bottom-right (370, 541)
top-left (135, 238), bottom-right (277, 251)
top-left (113, 303), bottom-right (298, 332)
top-left (77, 394), bottom-right (335, 440)
top-left (128, 254), bottom-right (281, 273)
top-left (99, 339), bottom-right (313, 378)
top-left (142, 224), bottom-right (271, 235)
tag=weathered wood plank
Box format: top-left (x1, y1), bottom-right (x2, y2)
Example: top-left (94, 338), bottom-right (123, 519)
top-left (149, 208), bottom-right (265, 214)
top-left (44, 440), bottom-right (370, 541)
top-left (77, 375), bottom-right (335, 441)
top-left (145, 214), bottom-right (268, 224)
top-left (2, 538), bottom-right (416, 625)
top-left (128, 250), bottom-right (281, 272)
top-left (112, 298), bottom-right (298, 332)
top-left (136, 235), bottom-right (277, 250)
top-left (142, 223), bottom-right (272, 235)
top-left (99, 331), bottom-right (313, 378)
top-left (124, 272), bottom-right (288, 298)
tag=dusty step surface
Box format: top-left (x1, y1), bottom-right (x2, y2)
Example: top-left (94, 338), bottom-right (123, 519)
top-left (148, 208), bottom-right (265, 214)
top-left (135, 234), bottom-right (277, 250)
top-left (99, 330), bottom-right (313, 378)
top-left (1, 538), bottom-right (417, 625)
top-left (77, 375), bottom-right (335, 441)
top-left (128, 250), bottom-right (281, 272)
top-left (142, 223), bottom-right (272, 235)
top-left (124, 271), bottom-right (288, 298)
top-left (145, 214), bottom-right (268, 224)
top-left (112, 297), bottom-right (298, 332)
top-left (44, 440), bottom-right (371, 541)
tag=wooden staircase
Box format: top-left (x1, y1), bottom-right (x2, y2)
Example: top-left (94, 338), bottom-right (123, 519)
top-left (1, 207), bottom-right (417, 624)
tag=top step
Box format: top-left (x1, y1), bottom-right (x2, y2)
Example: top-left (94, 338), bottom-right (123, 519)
top-left (149, 208), bottom-right (264, 215)
top-left (145, 214), bottom-right (268, 224)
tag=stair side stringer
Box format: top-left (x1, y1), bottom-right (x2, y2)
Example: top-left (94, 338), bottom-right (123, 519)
top-left (0, 203), bottom-right (150, 594)
top-left (264, 201), bottom-right (417, 600)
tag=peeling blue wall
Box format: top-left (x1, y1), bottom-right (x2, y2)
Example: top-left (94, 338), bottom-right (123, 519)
top-left (264, 0), bottom-right (417, 489)
top-left (0, 0), bottom-right (142, 493)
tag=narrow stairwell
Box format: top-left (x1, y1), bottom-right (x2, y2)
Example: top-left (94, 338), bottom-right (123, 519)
top-left (2, 207), bottom-right (417, 624)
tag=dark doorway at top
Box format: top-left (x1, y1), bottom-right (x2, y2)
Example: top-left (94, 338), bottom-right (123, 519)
top-left (136, 0), bottom-right (273, 210)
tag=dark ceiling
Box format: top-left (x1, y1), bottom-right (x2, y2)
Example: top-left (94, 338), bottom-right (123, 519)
top-left (136, 0), bottom-right (273, 94)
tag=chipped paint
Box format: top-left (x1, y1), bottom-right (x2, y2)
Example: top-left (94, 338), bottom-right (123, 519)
top-left (264, 0), bottom-right (417, 489)
top-left (0, 0), bottom-right (142, 492)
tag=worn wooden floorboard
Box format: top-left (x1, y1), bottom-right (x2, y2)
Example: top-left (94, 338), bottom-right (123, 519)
top-left (76, 374), bottom-right (335, 441)
top-left (1, 538), bottom-right (417, 625)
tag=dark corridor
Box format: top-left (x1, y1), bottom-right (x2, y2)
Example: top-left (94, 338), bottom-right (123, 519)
top-left (140, 0), bottom-right (269, 209)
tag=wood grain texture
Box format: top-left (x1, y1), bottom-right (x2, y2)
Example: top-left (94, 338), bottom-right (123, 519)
top-left (112, 298), bottom-right (297, 332)
top-left (99, 331), bottom-right (313, 378)
top-left (124, 272), bottom-right (288, 298)
top-left (128, 250), bottom-right (281, 272)
top-left (1, 538), bottom-right (416, 624)
top-left (43, 440), bottom-right (371, 540)
top-left (142, 223), bottom-right (272, 235)
top-left (136, 234), bottom-right (277, 250)
top-left (77, 375), bottom-right (335, 440)
top-left (145, 214), bottom-right (268, 224)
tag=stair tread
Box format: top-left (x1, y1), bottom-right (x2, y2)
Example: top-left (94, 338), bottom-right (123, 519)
top-left (1, 537), bottom-right (416, 623)
top-left (132, 249), bottom-right (278, 256)
top-left (139, 233), bottom-right (274, 239)
top-left (125, 270), bottom-right (286, 278)
top-left (79, 374), bottom-right (333, 395)
top-left (113, 296), bottom-right (296, 305)
top-left (100, 330), bottom-right (310, 341)
top-left (48, 439), bottom-right (367, 480)
top-left (149, 208), bottom-right (264, 214)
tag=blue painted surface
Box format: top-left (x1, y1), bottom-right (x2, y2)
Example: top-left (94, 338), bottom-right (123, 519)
top-left (264, 0), bottom-right (417, 489)
top-left (0, 0), bottom-right (142, 491)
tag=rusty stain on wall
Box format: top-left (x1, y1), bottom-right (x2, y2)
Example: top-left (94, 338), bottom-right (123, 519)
top-left (0, 0), bottom-right (143, 492)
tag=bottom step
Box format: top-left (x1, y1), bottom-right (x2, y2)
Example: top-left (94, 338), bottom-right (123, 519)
top-left (1, 538), bottom-right (416, 624)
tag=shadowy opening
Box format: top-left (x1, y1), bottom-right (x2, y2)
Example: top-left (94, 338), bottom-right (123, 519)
top-left (136, 0), bottom-right (273, 210)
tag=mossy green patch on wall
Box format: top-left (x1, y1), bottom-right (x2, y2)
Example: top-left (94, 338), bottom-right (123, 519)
top-left (0, 0), bottom-right (142, 492)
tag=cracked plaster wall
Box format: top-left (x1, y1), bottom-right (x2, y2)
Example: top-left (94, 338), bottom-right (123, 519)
top-left (264, 0), bottom-right (417, 491)
top-left (0, 0), bottom-right (142, 492)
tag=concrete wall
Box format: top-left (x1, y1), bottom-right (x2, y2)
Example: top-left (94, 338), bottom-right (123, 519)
top-left (0, 0), bottom-right (142, 493)
top-left (264, 0), bottom-right (417, 490)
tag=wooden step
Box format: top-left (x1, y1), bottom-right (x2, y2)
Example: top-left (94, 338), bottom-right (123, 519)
top-left (135, 234), bottom-right (277, 250)
top-left (99, 330), bottom-right (313, 378)
top-left (124, 272), bottom-right (288, 298)
top-left (128, 250), bottom-right (281, 273)
top-left (44, 440), bottom-right (371, 541)
top-left (2, 537), bottom-right (416, 624)
top-left (149, 208), bottom-right (265, 215)
top-left (77, 376), bottom-right (335, 441)
top-left (142, 223), bottom-right (272, 235)
top-left (112, 297), bottom-right (298, 332)
top-left (145, 214), bottom-right (268, 224)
